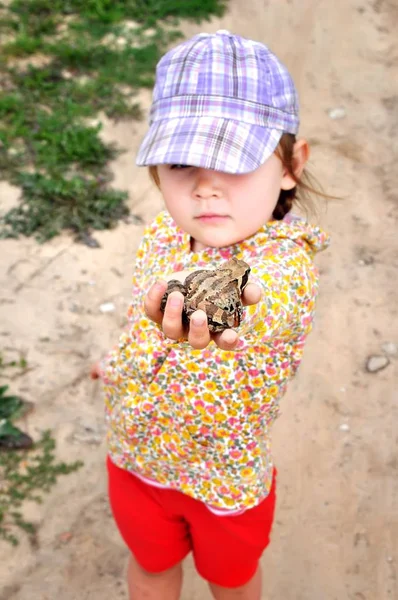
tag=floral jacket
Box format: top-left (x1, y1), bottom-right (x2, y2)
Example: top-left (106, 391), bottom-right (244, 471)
top-left (103, 211), bottom-right (329, 510)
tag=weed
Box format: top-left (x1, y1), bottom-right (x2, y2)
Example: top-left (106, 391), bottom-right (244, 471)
top-left (0, 352), bottom-right (27, 371)
top-left (0, 429), bottom-right (83, 546)
top-left (2, 171), bottom-right (129, 241)
top-left (0, 378), bottom-right (83, 546)
top-left (0, 0), bottom-right (228, 242)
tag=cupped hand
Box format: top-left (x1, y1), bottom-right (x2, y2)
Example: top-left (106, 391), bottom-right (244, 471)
top-left (144, 279), bottom-right (261, 350)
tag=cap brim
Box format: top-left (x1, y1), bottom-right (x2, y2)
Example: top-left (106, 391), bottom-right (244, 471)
top-left (136, 117), bottom-right (283, 174)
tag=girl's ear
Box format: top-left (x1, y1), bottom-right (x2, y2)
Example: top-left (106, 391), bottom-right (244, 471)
top-left (281, 138), bottom-right (310, 190)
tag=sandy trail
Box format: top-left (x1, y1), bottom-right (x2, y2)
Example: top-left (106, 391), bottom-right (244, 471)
top-left (1, 1), bottom-right (397, 598)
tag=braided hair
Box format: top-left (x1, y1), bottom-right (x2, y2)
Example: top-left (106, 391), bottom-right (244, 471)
top-left (272, 133), bottom-right (326, 220)
top-left (272, 187), bottom-right (295, 220)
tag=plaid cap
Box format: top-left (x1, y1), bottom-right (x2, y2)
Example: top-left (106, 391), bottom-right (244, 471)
top-left (136, 31), bottom-right (299, 174)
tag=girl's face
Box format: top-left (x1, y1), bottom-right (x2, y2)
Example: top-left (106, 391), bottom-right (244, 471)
top-left (157, 153), bottom-right (294, 252)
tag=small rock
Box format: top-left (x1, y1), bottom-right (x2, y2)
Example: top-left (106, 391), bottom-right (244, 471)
top-left (123, 20), bottom-right (140, 31)
top-left (381, 342), bottom-right (398, 357)
top-left (366, 355), bottom-right (390, 373)
top-left (143, 28), bottom-right (156, 37)
top-left (339, 424), bottom-right (350, 432)
top-left (72, 431), bottom-right (102, 445)
top-left (328, 107), bottom-right (346, 120)
top-left (358, 255), bottom-right (374, 266)
top-left (115, 36), bottom-right (127, 48)
top-left (123, 214), bottom-right (144, 225)
top-left (100, 302), bottom-right (115, 313)
top-left (78, 232), bottom-right (101, 248)
top-left (69, 303), bottom-right (82, 314)
top-left (61, 69), bottom-right (73, 80)
top-left (59, 531), bottom-right (73, 543)
top-left (111, 267), bottom-right (122, 278)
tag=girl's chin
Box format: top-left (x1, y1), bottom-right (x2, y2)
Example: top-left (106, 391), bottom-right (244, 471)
top-left (191, 233), bottom-right (240, 251)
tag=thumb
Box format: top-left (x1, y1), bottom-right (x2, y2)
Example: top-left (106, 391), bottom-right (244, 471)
top-left (242, 283), bottom-right (262, 306)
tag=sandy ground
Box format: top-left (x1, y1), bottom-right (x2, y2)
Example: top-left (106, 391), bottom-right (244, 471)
top-left (1, 0), bottom-right (397, 598)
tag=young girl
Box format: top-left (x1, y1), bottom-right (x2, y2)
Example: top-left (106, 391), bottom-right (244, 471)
top-left (92, 31), bottom-right (330, 600)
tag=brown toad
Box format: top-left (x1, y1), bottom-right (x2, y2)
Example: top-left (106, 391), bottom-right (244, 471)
top-left (160, 257), bottom-right (250, 332)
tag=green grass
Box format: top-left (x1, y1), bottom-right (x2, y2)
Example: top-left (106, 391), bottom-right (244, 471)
top-left (0, 0), bottom-right (228, 242)
top-left (0, 430), bottom-right (83, 546)
top-left (0, 376), bottom-right (84, 546)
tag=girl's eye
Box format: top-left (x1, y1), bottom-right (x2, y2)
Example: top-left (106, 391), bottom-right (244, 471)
top-left (170, 164), bottom-right (191, 170)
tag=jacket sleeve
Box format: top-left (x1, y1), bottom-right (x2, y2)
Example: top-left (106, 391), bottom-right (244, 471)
top-left (238, 239), bottom-right (319, 342)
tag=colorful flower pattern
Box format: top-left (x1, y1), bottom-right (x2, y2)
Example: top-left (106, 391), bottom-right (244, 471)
top-left (103, 211), bottom-right (329, 510)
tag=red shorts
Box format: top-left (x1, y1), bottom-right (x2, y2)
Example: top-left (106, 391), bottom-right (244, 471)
top-left (107, 457), bottom-right (277, 588)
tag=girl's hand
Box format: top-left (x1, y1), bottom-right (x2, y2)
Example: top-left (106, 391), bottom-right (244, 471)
top-left (144, 280), bottom-right (261, 350)
top-left (90, 362), bottom-right (102, 380)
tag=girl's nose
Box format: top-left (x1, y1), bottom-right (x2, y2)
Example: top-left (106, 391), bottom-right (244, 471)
top-left (192, 169), bottom-right (221, 200)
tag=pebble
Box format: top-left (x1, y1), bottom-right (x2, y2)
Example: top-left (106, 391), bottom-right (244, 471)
top-left (72, 423), bottom-right (103, 445)
top-left (328, 107), bottom-right (347, 120)
top-left (123, 20), bottom-right (140, 31)
top-left (366, 355), bottom-right (390, 373)
top-left (58, 531), bottom-right (73, 543)
top-left (72, 430), bottom-right (102, 445)
top-left (143, 28), bottom-right (156, 37)
top-left (381, 342), bottom-right (398, 357)
top-left (358, 255), bottom-right (374, 266)
top-left (69, 303), bottom-right (81, 313)
top-left (339, 424), bottom-right (350, 432)
top-left (79, 232), bottom-right (101, 248)
top-left (100, 302), bottom-right (115, 313)
top-left (123, 214), bottom-right (144, 225)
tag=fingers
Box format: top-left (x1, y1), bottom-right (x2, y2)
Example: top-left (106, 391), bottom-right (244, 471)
top-left (187, 310), bottom-right (211, 349)
top-left (145, 281), bottom-right (206, 343)
top-left (144, 280), bottom-right (168, 324)
top-left (161, 291), bottom-right (186, 340)
top-left (187, 311), bottom-right (239, 350)
top-left (90, 362), bottom-right (101, 380)
top-left (242, 282), bottom-right (262, 306)
top-left (144, 280), bottom-right (258, 350)
top-left (212, 328), bottom-right (239, 350)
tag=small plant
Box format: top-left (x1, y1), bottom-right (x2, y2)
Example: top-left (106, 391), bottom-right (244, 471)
top-left (2, 171), bottom-right (130, 242)
top-left (0, 430), bottom-right (83, 546)
top-left (0, 370), bottom-right (84, 546)
top-left (0, 384), bottom-right (30, 422)
top-left (0, 0), bottom-right (228, 242)
top-left (0, 351), bottom-right (27, 371)
top-left (0, 384), bottom-right (33, 448)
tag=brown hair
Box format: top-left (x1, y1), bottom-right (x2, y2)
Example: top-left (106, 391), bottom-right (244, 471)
top-left (273, 133), bottom-right (326, 220)
top-left (148, 133), bottom-right (327, 220)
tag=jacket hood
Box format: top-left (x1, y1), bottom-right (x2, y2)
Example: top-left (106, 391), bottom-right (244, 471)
top-left (257, 213), bottom-right (330, 257)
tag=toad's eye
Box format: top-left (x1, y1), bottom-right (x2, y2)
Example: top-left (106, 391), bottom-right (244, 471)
top-left (170, 164), bottom-right (191, 170)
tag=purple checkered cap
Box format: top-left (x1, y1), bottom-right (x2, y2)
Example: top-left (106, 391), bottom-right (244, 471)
top-left (136, 31), bottom-right (299, 174)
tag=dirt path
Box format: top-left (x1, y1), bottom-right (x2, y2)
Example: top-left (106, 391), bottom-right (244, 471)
top-left (1, 1), bottom-right (397, 598)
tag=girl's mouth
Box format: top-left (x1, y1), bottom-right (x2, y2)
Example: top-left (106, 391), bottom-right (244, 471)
top-left (195, 214), bottom-right (229, 224)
